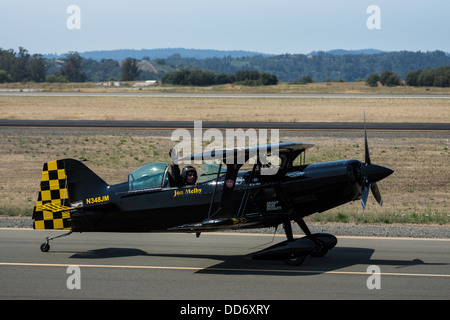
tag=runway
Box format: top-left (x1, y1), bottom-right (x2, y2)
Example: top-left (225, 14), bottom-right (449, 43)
top-left (1, 119), bottom-right (449, 132)
top-left (1, 90), bottom-right (449, 99)
top-left (1, 229), bottom-right (449, 300)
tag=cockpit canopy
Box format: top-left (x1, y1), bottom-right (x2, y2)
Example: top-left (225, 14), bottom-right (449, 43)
top-left (128, 162), bottom-right (226, 191)
top-left (128, 161), bottom-right (227, 191)
top-left (128, 162), bottom-right (171, 191)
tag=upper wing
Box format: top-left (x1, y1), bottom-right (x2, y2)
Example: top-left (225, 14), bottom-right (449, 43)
top-left (177, 142), bottom-right (314, 164)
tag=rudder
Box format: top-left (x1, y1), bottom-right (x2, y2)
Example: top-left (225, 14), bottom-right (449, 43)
top-left (33, 160), bottom-right (72, 230)
top-left (32, 159), bottom-right (109, 230)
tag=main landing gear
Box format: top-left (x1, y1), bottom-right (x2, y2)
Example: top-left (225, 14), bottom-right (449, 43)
top-left (40, 230), bottom-right (73, 252)
top-left (251, 219), bottom-right (337, 266)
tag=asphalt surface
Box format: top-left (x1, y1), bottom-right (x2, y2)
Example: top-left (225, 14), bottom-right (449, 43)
top-left (1, 119), bottom-right (449, 132)
top-left (1, 90), bottom-right (449, 99)
top-left (1, 229), bottom-right (449, 300)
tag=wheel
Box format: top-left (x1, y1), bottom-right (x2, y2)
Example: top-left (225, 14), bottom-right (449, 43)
top-left (40, 242), bottom-right (50, 252)
top-left (284, 252), bottom-right (306, 266)
top-left (310, 238), bottom-right (328, 257)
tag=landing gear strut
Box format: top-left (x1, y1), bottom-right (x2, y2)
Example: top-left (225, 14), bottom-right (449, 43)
top-left (281, 220), bottom-right (310, 266)
top-left (40, 230), bottom-right (73, 252)
top-left (296, 219), bottom-right (337, 258)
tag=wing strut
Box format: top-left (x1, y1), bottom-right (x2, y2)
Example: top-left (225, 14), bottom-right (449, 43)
top-left (237, 163), bottom-right (257, 218)
top-left (207, 162), bottom-right (222, 220)
top-left (209, 161), bottom-right (244, 219)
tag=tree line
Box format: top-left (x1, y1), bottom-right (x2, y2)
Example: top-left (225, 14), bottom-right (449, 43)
top-left (161, 69), bottom-right (278, 86)
top-left (366, 66), bottom-right (450, 88)
top-left (0, 47), bottom-right (46, 83)
top-left (0, 48), bottom-right (141, 83)
top-left (1, 46), bottom-right (449, 87)
top-left (404, 66), bottom-right (450, 87)
top-left (161, 50), bottom-right (450, 83)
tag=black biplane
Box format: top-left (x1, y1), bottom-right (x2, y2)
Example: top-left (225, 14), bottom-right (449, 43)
top-left (32, 128), bottom-right (393, 266)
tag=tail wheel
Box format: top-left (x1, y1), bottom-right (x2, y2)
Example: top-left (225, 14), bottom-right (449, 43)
top-left (40, 242), bottom-right (50, 252)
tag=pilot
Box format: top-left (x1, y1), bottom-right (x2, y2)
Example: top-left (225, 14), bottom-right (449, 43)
top-left (181, 165), bottom-right (198, 186)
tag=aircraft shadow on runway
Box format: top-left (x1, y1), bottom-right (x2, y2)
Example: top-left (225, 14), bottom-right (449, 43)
top-left (65, 246), bottom-right (445, 276)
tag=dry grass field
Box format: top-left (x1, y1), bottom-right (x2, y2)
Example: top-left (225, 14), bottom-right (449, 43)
top-left (0, 88), bottom-right (449, 224)
top-left (1, 81), bottom-right (450, 95)
top-left (1, 95), bottom-right (449, 123)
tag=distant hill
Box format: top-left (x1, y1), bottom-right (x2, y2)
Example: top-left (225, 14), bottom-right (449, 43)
top-left (308, 49), bottom-right (386, 55)
top-left (155, 50), bottom-right (450, 82)
top-left (41, 48), bottom-right (450, 83)
top-left (44, 48), bottom-right (274, 61)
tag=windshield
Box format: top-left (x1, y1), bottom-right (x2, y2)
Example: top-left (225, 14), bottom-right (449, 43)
top-left (128, 162), bottom-right (170, 190)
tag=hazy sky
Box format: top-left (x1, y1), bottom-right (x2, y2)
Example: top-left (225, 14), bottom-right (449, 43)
top-left (1, 0), bottom-right (449, 55)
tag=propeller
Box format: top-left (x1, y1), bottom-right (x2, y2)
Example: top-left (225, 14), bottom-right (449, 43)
top-left (360, 113), bottom-right (393, 211)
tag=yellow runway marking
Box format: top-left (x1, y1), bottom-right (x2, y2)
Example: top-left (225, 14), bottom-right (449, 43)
top-left (1, 262), bottom-right (449, 278)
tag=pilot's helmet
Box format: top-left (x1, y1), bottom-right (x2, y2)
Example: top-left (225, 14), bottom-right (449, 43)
top-left (181, 165), bottom-right (197, 184)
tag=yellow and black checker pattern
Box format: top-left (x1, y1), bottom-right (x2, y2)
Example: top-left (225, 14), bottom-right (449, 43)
top-left (32, 160), bottom-right (72, 230)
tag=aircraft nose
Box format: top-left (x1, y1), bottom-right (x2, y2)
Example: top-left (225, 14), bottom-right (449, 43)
top-left (361, 163), bottom-right (394, 182)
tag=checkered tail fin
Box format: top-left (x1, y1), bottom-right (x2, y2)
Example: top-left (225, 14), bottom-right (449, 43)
top-left (32, 160), bottom-right (72, 230)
